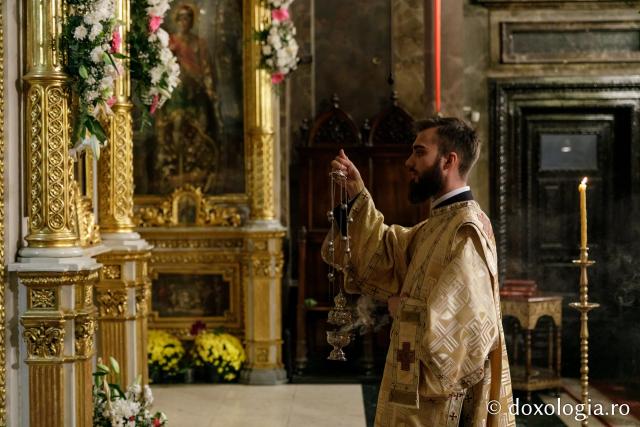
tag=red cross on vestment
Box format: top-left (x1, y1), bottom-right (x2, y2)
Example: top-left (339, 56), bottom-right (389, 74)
top-left (397, 342), bottom-right (415, 371)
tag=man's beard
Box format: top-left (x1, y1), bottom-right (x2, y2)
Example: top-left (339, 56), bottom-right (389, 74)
top-left (408, 161), bottom-right (445, 204)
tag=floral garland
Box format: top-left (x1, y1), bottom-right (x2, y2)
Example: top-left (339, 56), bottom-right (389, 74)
top-left (129, 0), bottom-right (180, 119)
top-left (61, 0), bottom-right (121, 158)
top-left (256, 0), bottom-right (300, 84)
top-left (93, 357), bottom-right (168, 427)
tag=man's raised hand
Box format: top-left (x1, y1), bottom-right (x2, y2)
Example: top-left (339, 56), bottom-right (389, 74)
top-left (331, 149), bottom-right (364, 199)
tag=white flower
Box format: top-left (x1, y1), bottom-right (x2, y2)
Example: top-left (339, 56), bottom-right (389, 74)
top-left (156, 28), bottom-right (169, 47)
top-left (267, 34), bottom-right (282, 50)
top-left (262, 44), bottom-right (272, 55)
top-left (149, 66), bottom-right (164, 85)
top-left (99, 75), bottom-right (114, 91)
top-left (90, 45), bottom-right (105, 63)
top-left (83, 13), bottom-right (97, 26)
top-left (159, 46), bottom-right (173, 63)
top-left (74, 25), bottom-right (88, 40)
top-left (109, 399), bottom-right (141, 422)
top-left (143, 385), bottom-right (154, 405)
top-left (85, 90), bottom-right (99, 103)
top-left (88, 22), bottom-right (103, 41)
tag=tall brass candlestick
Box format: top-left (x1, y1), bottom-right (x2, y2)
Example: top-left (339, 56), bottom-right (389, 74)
top-left (570, 177), bottom-right (599, 427)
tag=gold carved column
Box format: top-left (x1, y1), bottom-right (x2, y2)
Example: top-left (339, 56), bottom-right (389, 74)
top-left (16, 0), bottom-right (101, 424)
top-left (240, 0), bottom-right (287, 384)
top-left (96, 0), bottom-right (152, 386)
top-left (23, 0), bottom-right (80, 254)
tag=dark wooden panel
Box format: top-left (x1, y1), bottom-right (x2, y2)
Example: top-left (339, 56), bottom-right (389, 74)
top-left (369, 152), bottom-right (423, 227)
top-left (294, 95), bottom-right (417, 376)
top-left (501, 21), bottom-right (640, 64)
top-left (490, 78), bottom-right (640, 381)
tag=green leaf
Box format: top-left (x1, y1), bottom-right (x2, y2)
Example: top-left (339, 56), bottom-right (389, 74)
top-left (109, 356), bottom-right (120, 375)
top-left (104, 52), bottom-right (119, 72)
top-left (86, 117), bottom-right (107, 143)
top-left (109, 383), bottom-right (126, 399)
top-left (78, 65), bottom-right (88, 79)
top-left (111, 52), bottom-right (128, 60)
top-left (97, 363), bottom-right (110, 373)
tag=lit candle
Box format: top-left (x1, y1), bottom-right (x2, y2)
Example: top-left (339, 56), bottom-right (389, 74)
top-left (579, 177), bottom-right (588, 249)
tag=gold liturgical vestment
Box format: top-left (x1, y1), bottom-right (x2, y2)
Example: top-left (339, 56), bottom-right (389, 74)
top-left (322, 189), bottom-right (515, 427)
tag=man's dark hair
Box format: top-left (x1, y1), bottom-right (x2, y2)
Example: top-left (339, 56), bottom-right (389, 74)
top-left (414, 117), bottom-right (480, 177)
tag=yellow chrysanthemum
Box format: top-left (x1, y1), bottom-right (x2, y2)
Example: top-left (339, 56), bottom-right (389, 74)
top-left (191, 332), bottom-right (246, 381)
top-left (147, 330), bottom-right (185, 375)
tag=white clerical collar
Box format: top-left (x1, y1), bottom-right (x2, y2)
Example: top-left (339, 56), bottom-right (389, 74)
top-left (432, 186), bottom-right (471, 209)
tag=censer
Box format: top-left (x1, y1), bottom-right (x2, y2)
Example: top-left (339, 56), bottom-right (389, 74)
top-left (326, 169), bottom-right (354, 361)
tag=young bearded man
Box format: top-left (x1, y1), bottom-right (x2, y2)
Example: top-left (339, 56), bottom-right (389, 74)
top-left (323, 117), bottom-right (515, 426)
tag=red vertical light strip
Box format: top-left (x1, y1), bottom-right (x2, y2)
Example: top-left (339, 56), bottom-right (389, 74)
top-left (434, 0), bottom-right (441, 113)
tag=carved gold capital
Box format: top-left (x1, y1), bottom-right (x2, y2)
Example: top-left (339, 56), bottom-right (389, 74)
top-left (96, 288), bottom-right (129, 318)
top-left (75, 317), bottom-right (96, 358)
top-left (251, 255), bottom-right (284, 278)
top-left (22, 321), bottom-right (65, 360)
top-left (135, 281), bottom-right (151, 317)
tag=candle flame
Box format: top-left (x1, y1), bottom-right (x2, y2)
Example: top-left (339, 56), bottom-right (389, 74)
top-left (581, 177), bottom-right (588, 185)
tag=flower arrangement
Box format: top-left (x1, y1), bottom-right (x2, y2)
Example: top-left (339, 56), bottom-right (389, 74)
top-left (129, 0), bottom-right (180, 120)
top-left (93, 357), bottom-right (168, 427)
top-left (192, 331), bottom-right (246, 382)
top-left (147, 329), bottom-right (185, 380)
top-left (255, 0), bottom-right (300, 84)
top-left (61, 0), bottom-right (121, 158)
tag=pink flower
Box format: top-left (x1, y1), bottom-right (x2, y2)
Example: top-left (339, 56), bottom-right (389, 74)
top-left (106, 96), bottom-right (116, 107)
top-left (271, 8), bottom-right (290, 22)
top-left (150, 95), bottom-right (160, 114)
top-left (149, 15), bottom-right (163, 33)
top-left (111, 29), bottom-right (121, 54)
top-left (271, 72), bottom-right (285, 84)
